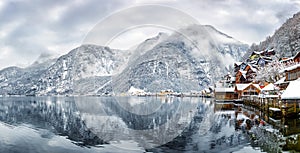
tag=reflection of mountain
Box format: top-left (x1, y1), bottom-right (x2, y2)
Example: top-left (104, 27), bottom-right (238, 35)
top-left (75, 96), bottom-right (199, 148)
top-left (101, 97), bottom-right (181, 130)
top-left (0, 97), bottom-right (252, 152)
top-left (0, 97), bottom-right (104, 146)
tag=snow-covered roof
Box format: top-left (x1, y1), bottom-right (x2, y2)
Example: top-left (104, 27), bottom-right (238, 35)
top-left (274, 77), bottom-right (286, 85)
top-left (262, 83), bottom-right (277, 91)
top-left (128, 86), bottom-right (145, 94)
top-left (230, 77), bottom-right (236, 82)
top-left (235, 83), bottom-right (261, 91)
top-left (239, 70), bottom-right (247, 74)
top-left (282, 63), bottom-right (300, 72)
top-left (234, 62), bottom-right (243, 66)
top-left (236, 113), bottom-right (249, 120)
top-left (215, 111), bottom-right (235, 116)
top-left (248, 64), bottom-right (257, 72)
top-left (239, 70), bottom-right (247, 79)
top-left (261, 56), bottom-right (272, 60)
top-left (252, 84), bottom-right (261, 91)
top-left (204, 88), bottom-right (210, 93)
top-left (254, 51), bottom-right (264, 55)
top-left (215, 82), bottom-right (223, 88)
top-left (258, 94), bottom-right (279, 98)
top-left (281, 79), bottom-right (300, 100)
top-left (235, 84), bottom-right (250, 91)
top-left (269, 107), bottom-right (281, 111)
top-left (215, 88), bottom-right (234, 93)
top-left (280, 57), bottom-right (294, 62)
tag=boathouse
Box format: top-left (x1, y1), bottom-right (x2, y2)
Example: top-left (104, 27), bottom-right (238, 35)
top-left (214, 88), bottom-right (237, 101)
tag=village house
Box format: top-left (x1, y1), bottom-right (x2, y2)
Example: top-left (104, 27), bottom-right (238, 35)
top-left (280, 51), bottom-right (300, 65)
top-left (283, 63), bottom-right (300, 82)
top-left (235, 63), bottom-right (258, 84)
top-left (244, 64), bottom-right (257, 82)
top-left (274, 77), bottom-right (289, 90)
top-left (293, 51), bottom-right (300, 63)
top-left (234, 83), bottom-right (261, 99)
top-left (258, 83), bottom-right (280, 112)
top-left (234, 62), bottom-right (247, 73)
top-left (281, 79), bottom-right (300, 118)
top-left (256, 57), bottom-right (273, 67)
top-left (235, 70), bottom-right (247, 84)
top-left (214, 88), bottom-right (237, 101)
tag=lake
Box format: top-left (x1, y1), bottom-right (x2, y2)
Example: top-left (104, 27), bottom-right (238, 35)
top-left (0, 96), bottom-right (263, 153)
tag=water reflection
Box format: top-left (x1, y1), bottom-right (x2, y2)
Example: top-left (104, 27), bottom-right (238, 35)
top-left (75, 96), bottom-right (199, 149)
top-left (0, 97), bottom-right (104, 146)
top-left (0, 96), bottom-right (269, 153)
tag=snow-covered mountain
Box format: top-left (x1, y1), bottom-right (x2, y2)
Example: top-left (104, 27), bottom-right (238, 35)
top-left (246, 12), bottom-right (300, 59)
top-left (0, 25), bottom-right (248, 95)
top-left (37, 45), bottom-right (130, 95)
top-left (113, 25), bottom-right (248, 93)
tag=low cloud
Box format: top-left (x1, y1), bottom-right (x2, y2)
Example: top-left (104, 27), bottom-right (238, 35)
top-left (0, 0), bottom-right (299, 69)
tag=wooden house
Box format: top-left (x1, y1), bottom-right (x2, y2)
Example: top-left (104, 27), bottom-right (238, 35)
top-left (274, 77), bottom-right (289, 90)
top-left (235, 70), bottom-right (247, 84)
top-left (214, 88), bottom-right (237, 101)
top-left (280, 57), bottom-right (294, 65)
top-left (265, 49), bottom-right (276, 56)
top-left (280, 51), bottom-right (300, 65)
top-left (159, 89), bottom-right (174, 96)
top-left (259, 83), bottom-right (280, 110)
top-left (293, 51), bottom-right (300, 63)
top-left (234, 62), bottom-right (247, 73)
top-left (283, 63), bottom-right (300, 81)
top-left (234, 62), bottom-right (242, 73)
top-left (244, 64), bottom-right (257, 82)
top-left (235, 64), bottom-right (257, 84)
top-left (234, 83), bottom-right (261, 99)
top-left (281, 79), bottom-right (300, 118)
top-left (256, 57), bottom-right (272, 67)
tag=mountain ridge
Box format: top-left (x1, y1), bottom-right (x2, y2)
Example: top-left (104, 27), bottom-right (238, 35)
top-left (0, 24), bottom-right (248, 95)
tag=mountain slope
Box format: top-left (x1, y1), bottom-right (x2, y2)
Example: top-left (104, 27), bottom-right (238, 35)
top-left (246, 12), bottom-right (300, 58)
top-left (112, 25), bottom-right (249, 93)
top-left (37, 45), bottom-right (129, 95)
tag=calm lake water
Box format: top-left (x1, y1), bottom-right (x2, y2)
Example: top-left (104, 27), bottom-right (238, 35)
top-left (0, 96), bottom-right (264, 153)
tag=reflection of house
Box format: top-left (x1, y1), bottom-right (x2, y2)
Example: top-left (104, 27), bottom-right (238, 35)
top-left (234, 83), bottom-right (261, 99)
top-left (281, 79), bottom-right (300, 118)
top-left (214, 88), bottom-right (237, 101)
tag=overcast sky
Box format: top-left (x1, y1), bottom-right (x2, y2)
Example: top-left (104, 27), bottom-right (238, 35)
top-left (0, 0), bottom-right (299, 69)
